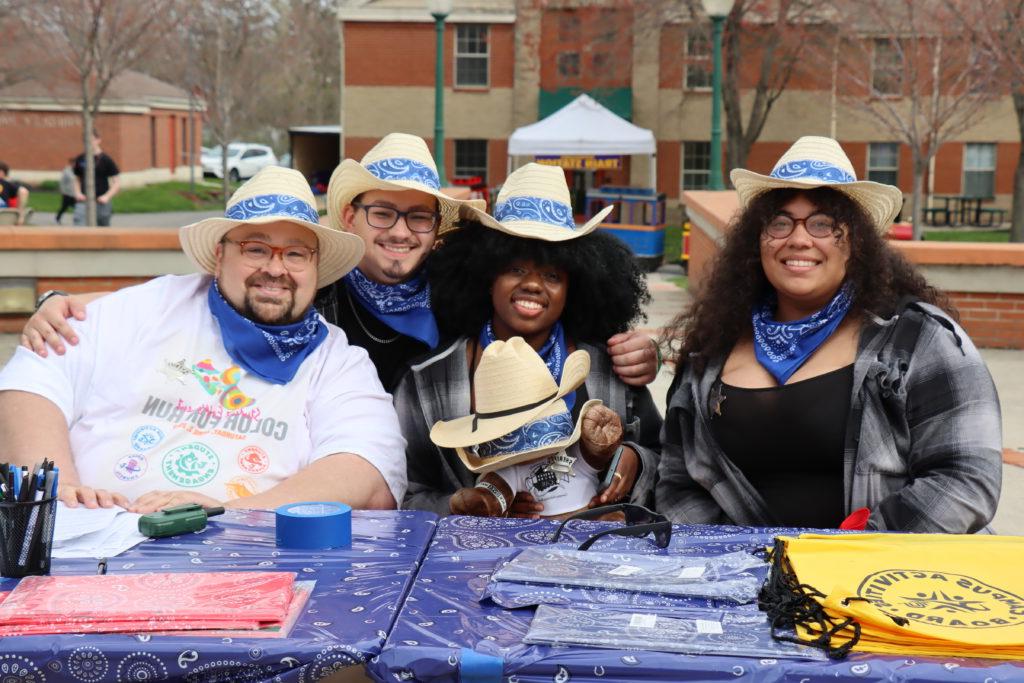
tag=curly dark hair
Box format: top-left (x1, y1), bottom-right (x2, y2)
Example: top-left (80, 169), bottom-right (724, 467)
top-left (429, 221), bottom-right (650, 344)
top-left (663, 186), bottom-right (955, 367)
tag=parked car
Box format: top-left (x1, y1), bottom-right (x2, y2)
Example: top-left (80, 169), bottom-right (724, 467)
top-left (201, 143), bottom-right (278, 182)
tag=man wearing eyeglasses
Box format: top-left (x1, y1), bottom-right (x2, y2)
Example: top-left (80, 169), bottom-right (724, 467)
top-left (0, 167), bottom-right (407, 513)
top-left (319, 133), bottom-right (663, 392)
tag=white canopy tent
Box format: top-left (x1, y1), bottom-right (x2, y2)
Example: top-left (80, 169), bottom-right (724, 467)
top-left (507, 94), bottom-right (658, 190)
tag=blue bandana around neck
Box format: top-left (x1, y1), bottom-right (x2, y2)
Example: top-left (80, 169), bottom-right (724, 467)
top-left (480, 320), bottom-right (575, 411)
top-left (342, 267), bottom-right (439, 349)
top-left (751, 283), bottom-right (854, 385)
top-left (207, 280), bottom-right (328, 385)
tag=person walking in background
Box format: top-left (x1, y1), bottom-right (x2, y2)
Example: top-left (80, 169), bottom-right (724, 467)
top-left (55, 158), bottom-right (76, 224)
top-left (73, 131), bottom-right (120, 227)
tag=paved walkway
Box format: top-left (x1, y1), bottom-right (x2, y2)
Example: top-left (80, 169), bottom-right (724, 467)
top-left (1, 265), bottom-right (1021, 532)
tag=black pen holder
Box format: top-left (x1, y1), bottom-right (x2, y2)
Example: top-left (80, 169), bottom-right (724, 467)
top-left (0, 497), bottom-right (57, 578)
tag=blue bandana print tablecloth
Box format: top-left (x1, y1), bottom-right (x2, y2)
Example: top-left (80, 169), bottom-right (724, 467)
top-left (0, 509), bottom-right (436, 683)
top-left (366, 516), bottom-right (1024, 683)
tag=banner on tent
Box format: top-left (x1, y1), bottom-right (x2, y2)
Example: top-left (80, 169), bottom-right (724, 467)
top-left (534, 155), bottom-right (622, 171)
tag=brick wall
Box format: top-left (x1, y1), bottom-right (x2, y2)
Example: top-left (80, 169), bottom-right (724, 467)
top-left (682, 190), bottom-right (1024, 349)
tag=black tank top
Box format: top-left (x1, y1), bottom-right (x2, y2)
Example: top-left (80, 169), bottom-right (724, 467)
top-left (709, 364), bottom-right (854, 528)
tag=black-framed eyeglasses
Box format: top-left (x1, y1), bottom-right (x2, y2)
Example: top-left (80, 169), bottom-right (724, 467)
top-left (550, 503), bottom-right (672, 551)
top-left (764, 212), bottom-right (837, 239)
top-left (223, 239), bottom-right (318, 272)
top-left (352, 202), bottom-right (439, 233)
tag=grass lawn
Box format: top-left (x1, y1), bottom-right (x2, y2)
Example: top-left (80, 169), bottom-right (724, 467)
top-left (663, 224), bottom-right (683, 263)
top-left (922, 229), bottom-right (1010, 242)
top-left (25, 180), bottom-right (237, 215)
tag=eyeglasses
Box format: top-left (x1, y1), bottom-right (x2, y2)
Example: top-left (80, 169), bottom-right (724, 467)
top-left (764, 213), bottom-right (837, 239)
top-left (352, 202), bottom-right (439, 233)
top-left (223, 239), bottom-right (317, 272)
top-left (550, 503), bottom-right (673, 551)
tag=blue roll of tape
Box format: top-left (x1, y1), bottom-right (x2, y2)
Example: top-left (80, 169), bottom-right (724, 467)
top-left (275, 502), bottom-right (352, 550)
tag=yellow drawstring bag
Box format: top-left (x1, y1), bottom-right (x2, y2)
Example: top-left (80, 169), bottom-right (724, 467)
top-left (760, 533), bottom-right (1024, 660)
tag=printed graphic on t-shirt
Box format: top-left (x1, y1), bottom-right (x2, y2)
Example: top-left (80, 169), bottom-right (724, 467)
top-left (525, 457), bottom-right (574, 503)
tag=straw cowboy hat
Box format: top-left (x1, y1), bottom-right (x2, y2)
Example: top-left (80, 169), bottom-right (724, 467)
top-left (465, 162), bottom-right (614, 242)
top-left (730, 136), bottom-right (904, 232)
top-left (326, 132), bottom-right (484, 235)
top-left (180, 166), bottom-right (364, 289)
top-left (430, 336), bottom-right (598, 474)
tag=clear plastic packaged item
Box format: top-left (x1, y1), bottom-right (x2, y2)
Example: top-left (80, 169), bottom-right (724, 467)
top-left (524, 604), bottom-right (827, 660)
top-left (491, 547), bottom-right (766, 602)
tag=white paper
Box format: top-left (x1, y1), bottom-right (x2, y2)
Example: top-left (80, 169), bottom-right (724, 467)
top-left (51, 503), bottom-right (147, 559)
top-left (695, 619), bottom-right (723, 635)
top-left (629, 613), bottom-right (658, 628)
top-left (607, 564), bottom-right (642, 576)
top-left (678, 566), bottom-right (705, 579)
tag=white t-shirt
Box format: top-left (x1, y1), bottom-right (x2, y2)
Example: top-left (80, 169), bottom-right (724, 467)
top-left (0, 274), bottom-right (407, 505)
top-left (491, 444), bottom-right (601, 516)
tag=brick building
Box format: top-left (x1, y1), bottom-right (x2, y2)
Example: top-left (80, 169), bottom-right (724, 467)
top-left (0, 69), bottom-right (202, 187)
top-left (339, 0), bottom-right (1019, 211)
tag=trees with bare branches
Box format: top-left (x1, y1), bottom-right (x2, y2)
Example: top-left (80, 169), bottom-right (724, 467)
top-left (949, 0), bottom-right (1024, 242)
top-left (18, 1), bottom-right (177, 226)
top-left (826, 0), bottom-right (1002, 238)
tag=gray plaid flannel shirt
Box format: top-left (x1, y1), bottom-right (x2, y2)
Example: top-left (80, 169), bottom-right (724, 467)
top-left (656, 304), bottom-right (1002, 533)
top-left (396, 337), bottom-right (663, 515)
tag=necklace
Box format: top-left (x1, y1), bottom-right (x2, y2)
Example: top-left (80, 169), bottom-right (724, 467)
top-left (346, 288), bottom-right (401, 344)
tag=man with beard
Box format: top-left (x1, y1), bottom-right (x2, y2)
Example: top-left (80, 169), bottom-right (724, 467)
top-left (321, 133), bottom-right (661, 391)
top-left (0, 167), bottom-right (407, 513)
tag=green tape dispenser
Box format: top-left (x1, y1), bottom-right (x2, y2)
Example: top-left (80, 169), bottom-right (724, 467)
top-left (138, 503), bottom-right (225, 538)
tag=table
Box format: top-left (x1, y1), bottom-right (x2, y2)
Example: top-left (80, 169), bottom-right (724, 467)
top-left (928, 196), bottom-right (985, 226)
top-left (0, 508), bottom-right (437, 683)
top-left (368, 516), bottom-right (1024, 683)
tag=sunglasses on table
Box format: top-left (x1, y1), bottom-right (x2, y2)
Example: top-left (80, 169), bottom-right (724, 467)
top-left (550, 503), bottom-right (673, 551)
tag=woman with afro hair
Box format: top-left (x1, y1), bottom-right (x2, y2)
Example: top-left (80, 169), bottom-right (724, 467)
top-left (657, 137), bottom-right (1001, 533)
top-left (395, 163), bottom-right (662, 517)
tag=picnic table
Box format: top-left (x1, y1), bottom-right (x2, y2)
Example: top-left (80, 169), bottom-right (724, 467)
top-left (924, 195), bottom-right (1005, 227)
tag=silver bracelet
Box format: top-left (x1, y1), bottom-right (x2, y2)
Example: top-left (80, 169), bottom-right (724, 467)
top-left (475, 481), bottom-right (508, 514)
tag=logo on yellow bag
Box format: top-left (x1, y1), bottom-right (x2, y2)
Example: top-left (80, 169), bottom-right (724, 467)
top-left (858, 569), bottom-right (1024, 628)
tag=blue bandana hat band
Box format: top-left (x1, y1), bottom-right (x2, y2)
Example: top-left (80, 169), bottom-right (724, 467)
top-left (770, 160), bottom-right (856, 184)
top-left (225, 193), bottom-right (320, 224)
top-left (494, 196), bottom-right (575, 230)
top-left (470, 410), bottom-right (575, 459)
top-left (752, 283), bottom-right (854, 385)
top-left (480, 320), bottom-right (575, 411)
top-left (342, 267), bottom-right (439, 349)
top-left (207, 280), bottom-right (328, 385)
top-left (364, 158), bottom-right (440, 190)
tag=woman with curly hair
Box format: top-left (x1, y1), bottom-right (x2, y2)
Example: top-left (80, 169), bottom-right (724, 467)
top-left (396, 163), bottom-right (661, 516)
top-left (657, 137), bottom-right (1001, 533)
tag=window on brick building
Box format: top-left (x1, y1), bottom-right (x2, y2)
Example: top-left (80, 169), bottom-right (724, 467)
top-left (867, 142), bottom-right (899, 186)
top-left (684, 25), bottom-right (712, 90)
top-left (963, 143), bottom-right (996, 198)
top-left (871, 38), bottom-right (903, 96)
top-left (558, 11), bottom-right (579, 42)
top-left (558, 51), bottom-right (581, 79)
top-left (454, 139), bottom-right (488, 184)
top-left (455, 24), bottom-right (489, 88)
top-left (682, 141), bottom-right (711, 190)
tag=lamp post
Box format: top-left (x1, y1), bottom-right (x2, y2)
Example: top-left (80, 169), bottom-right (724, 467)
top-left (428, 0), bottom-right (453, 186)
top-left (702, 0), bottom-right (734, 190)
